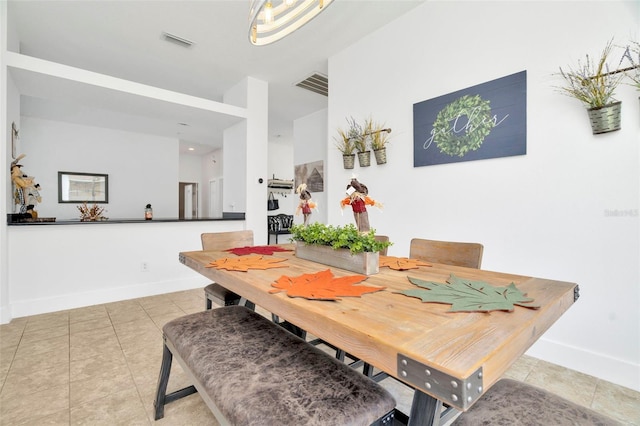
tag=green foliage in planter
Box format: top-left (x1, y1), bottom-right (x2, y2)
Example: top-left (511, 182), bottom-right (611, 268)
top-left (289, 223), bottom-right (392, 254)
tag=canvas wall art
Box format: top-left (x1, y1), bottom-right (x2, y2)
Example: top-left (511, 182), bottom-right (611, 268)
top-left (413, 70), bottom-right (527, 167)
top-left (294, 160), bottom-right (324, 193)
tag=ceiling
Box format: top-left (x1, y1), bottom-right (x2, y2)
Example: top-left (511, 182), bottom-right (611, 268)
top-left (7, 0), bottom-right (424, 155)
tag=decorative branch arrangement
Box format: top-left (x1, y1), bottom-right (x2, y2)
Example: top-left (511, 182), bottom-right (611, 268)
top-left (621, 41), bottom-right (640, 90)
top-left (557, 39), bottom-right (623, 109)
top-left (77, 202), bottom-right (107, 221)
top-left (335, 116), bottom-right (392, 167)
top-left (556, 38), bottom-right (640, 135)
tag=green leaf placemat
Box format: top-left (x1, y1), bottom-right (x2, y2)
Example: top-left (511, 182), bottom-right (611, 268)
top-left (397, 274), bottom-right (540, 312)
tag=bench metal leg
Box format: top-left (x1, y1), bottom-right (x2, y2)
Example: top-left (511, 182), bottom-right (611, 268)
top-left (154, 342), bottom-right (198, 420)
top-left (371, 409), bottom-right (395, 425)
top-left (154, 344), bottom-right (173, 420)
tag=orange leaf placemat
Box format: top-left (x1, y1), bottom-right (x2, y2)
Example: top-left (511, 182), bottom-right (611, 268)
top-left (380, 255), bottom-right (432, 271)
top-left (270, 269), bottom-right (386, 300)
top-left (225, 245), bottom-right (293, 256)
top-left (206, 256), bottom-right (288, 272)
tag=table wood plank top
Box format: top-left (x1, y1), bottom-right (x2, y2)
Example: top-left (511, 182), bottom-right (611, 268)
top-left (179, 245), bottom-right (577, 411)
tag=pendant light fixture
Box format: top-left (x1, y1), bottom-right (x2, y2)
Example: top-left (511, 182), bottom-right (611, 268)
top-left (249, 0), bottom-right (334, 46)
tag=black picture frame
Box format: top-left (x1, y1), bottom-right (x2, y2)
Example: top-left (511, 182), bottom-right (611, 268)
top-left (58, 171), bottom-right (109, 203)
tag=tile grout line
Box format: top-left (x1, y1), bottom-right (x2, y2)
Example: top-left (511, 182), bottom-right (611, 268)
top-left (0, 320), bottom-right (26, 399)
top-left (108, 300), bottom-right (154, 425)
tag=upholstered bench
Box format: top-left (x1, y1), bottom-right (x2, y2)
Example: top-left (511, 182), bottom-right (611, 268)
top-left (153, 306), bottom-right (397, 425)
top-left (452, 378), bottom-right (622, 425)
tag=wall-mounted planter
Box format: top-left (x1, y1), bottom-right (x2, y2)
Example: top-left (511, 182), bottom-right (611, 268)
top-left (295, 242), bottom-right (379, 275)
top-left (342, 154), bottom-right (355, 169)
top-left (374, 148), bottom-right (387, 165)
top-left (587, 101), bottom-right (621, 134)
top-left (357, 151), bottom-right (371, 167)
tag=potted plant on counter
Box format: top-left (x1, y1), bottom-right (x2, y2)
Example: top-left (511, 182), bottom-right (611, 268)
top-left (557, 39), bottom-right (624, 134)
top-left (289, 222), bottom-right (391, 275)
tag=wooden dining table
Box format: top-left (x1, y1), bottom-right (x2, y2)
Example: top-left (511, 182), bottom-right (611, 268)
top-left (179, 244), bottom-right (578, 426)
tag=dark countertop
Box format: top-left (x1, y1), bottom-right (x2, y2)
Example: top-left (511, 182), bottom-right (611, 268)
top-left (7, 212), bottom-right (245, 225)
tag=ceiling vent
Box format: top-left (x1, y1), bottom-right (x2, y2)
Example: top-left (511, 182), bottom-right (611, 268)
top-left (295, 73), bottom-right (328, 97)
top-left (162, 32), bottom-right (195, 47)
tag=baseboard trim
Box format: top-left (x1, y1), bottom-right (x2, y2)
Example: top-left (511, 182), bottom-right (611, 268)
top-left (7, 277), bottom-right (207, 320)
top-left (527, 337), bottom-right (640, 392)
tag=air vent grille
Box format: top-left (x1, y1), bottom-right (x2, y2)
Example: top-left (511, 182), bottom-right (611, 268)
top-left (295, 73), bottom-right (328, 97)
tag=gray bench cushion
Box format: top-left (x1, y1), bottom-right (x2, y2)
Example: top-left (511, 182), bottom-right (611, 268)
top-left (163, 306), bottom-right (396, 426)
top-left (452, 378), bottom-right (621, 426)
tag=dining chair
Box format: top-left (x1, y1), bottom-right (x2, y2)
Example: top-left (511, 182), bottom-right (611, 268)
top-left (375, 235), bottom-right (390, 256)
top-left (202, 230), bottom-right (255, 310)
top-left (409, 238), bottom-right (484, 268)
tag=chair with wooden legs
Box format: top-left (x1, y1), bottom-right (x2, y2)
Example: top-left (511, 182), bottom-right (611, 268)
top-left (202, 230), bottom-right (255, 310)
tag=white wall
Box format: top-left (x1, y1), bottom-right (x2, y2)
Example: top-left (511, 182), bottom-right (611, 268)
top-left (201, 148), bottom-right (223, 218)
top-left (0, 1), bottom-right (11, 324)
top-left (294, 108), bottom-right (328, 225)
top-left (243, 77), bottom-right (269, 245)
top-left (1, 12), bottom-right (260, 325)
top-left (20, 117), bottom-right (179, 219)
top-left (223, 121), bottom-right (247, 214)
top-left (327, 1), bottom-right (639, 391)
top-left (7, 220), bottom-right (246, 318)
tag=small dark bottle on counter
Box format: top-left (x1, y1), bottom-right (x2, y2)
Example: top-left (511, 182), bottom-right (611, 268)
top-left (145, 204), bottom-right (153, 220)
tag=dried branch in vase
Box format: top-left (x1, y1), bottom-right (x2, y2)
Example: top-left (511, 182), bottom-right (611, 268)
top-left (77, 202), bottom-right (108, 221)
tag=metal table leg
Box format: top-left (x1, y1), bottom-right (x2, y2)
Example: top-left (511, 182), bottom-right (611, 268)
top-left (408, 390), bottom-right (441, 426)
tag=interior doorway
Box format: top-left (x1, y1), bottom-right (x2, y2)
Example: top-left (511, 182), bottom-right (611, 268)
top-left (179, 182), bottom-right (198, 219)
top-left (209, 178), bottom-right (223, 218)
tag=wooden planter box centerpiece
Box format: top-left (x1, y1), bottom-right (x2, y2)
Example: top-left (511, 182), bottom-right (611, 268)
top-left (295, 242), bottom-right (380, 275)
top-left (290, 223), bottom-right (391, 276)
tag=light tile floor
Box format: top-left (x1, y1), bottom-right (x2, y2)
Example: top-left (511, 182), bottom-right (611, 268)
top-left (0, 289), bottom-right (638, 425)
